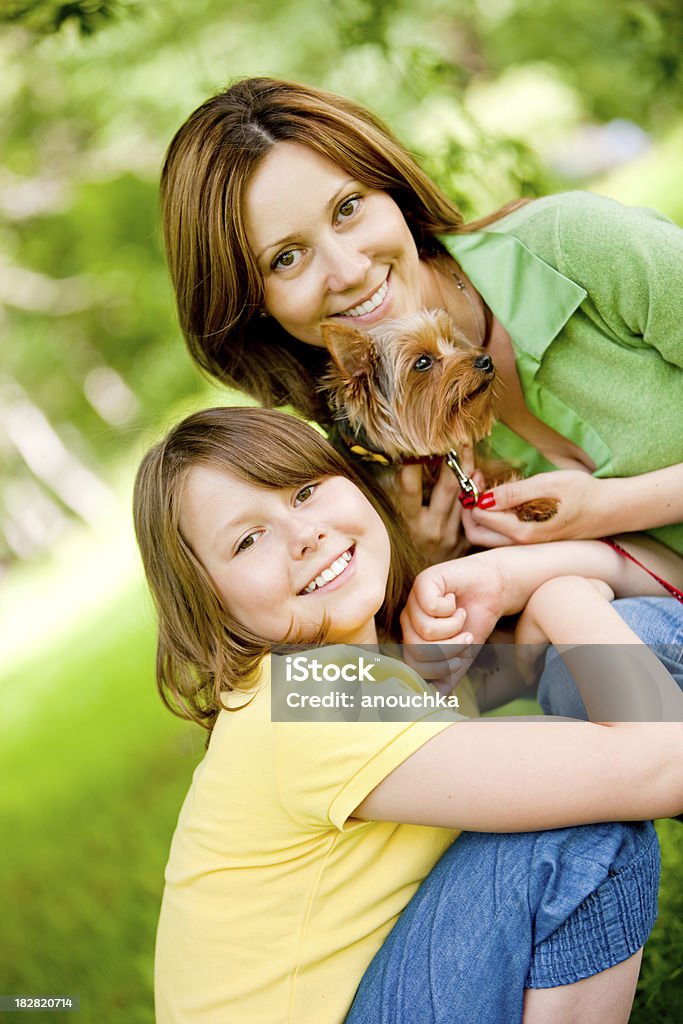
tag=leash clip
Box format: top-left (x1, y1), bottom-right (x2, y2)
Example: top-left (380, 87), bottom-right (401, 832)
top-left (446, 449), bottom-right (480, 507)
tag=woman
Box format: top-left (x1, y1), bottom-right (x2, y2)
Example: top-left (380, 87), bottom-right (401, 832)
top-left (159, 76), bottom-right (683, 711)
top-left (135, 406), bottom-right (683, 1024)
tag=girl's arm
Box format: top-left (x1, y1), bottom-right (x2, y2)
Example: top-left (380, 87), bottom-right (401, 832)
top-left (461, 464), bottom-right (683, 549)
top-left (400, 537), bottom-right (681, 650)
top-left (353, 716), bottom-right (683, 831)
top-left (357, 577), bottom-right (683, 832)
top-left (515, 576), bottom-right (683, 721)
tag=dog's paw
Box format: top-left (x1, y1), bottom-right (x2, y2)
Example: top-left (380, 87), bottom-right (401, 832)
top-left (513, 498), bottom-right (559, 522)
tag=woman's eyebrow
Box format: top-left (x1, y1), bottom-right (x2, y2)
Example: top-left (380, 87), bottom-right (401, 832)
top-left (255, 178), bottom-right (359, 260)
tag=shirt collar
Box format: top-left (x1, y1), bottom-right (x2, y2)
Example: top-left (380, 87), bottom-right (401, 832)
top-left (439, 230), bottom-right (587, 363)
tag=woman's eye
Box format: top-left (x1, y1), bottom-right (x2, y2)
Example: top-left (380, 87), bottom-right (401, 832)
top-left (272, 248), bottom-right (302, 271)
top-left (413, 355), bottom-right (434, 372)
top-left (294, 483), bottom-right (316, 505)
top-left (337, 196), bottom-right (361, 222)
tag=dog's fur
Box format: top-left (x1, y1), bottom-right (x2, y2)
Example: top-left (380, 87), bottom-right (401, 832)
top-left (322, 308), bottom-right (557, 523)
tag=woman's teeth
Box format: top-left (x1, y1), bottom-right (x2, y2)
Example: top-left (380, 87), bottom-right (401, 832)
top-left (302, 550), bottom-right (352, 594)
top-left (338, 279), bottom-right (388, 318)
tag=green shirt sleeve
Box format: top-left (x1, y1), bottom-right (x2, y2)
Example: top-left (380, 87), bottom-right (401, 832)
top-left (552, 192), bottom-right (683, 370)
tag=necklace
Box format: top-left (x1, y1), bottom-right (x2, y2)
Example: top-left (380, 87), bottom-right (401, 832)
top-left (452, 269), bottom-right (489, 348)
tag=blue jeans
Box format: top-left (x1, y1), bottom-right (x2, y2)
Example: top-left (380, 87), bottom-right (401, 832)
top-left (538, 597), bottom-right (683, 719)
top-left (346, 821), bottom-right (659, 1024)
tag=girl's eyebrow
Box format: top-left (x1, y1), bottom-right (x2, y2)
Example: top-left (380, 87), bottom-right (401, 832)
top-left (255, 178), bottom-right (359, 260)
top-left (211, 514), bottom-right (251, 548)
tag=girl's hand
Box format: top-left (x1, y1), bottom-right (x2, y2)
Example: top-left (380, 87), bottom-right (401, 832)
top-left (400, 552), bottom-right (505, 684)
top-left (397, 450), bottom-right (473, 564)
top-left (462, 470), bottom-right (605, 547)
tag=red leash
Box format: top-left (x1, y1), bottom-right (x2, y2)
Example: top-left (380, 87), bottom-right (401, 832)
top-left (600, 537), bottom-right (683, 604)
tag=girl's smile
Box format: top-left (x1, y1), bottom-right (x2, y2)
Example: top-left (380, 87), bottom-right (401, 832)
top-left (243, 142), bottom-right (430, 346)
top-left (179, 466), bottom-right (391, 645)
top-left (299, 547), bottom-right (353, 594)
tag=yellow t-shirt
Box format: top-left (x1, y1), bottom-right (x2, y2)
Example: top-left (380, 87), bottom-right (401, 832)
top-left (155, 650), bottom-right (471, 1023)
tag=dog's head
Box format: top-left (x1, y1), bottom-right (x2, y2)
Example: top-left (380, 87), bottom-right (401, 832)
top-left (321, 308), bottom-right (497, 459)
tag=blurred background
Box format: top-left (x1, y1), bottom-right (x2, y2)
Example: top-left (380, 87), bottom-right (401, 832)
top-left (1, 1), bottom-right (682, 1020)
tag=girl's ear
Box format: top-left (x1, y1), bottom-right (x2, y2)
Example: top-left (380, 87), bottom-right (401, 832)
top-left (321, 322), bottom-right (376, 384)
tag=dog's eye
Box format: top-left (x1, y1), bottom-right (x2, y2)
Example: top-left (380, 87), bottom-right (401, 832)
top-left (413, 355), bottom-right (434, 372)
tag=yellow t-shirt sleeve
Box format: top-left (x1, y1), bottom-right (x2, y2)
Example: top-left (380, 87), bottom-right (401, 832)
top-left (273, 648), bottom-right (467, 832)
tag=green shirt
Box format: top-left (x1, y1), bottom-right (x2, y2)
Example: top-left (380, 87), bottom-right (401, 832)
top-left (441, 191), bottom-right (683, 556)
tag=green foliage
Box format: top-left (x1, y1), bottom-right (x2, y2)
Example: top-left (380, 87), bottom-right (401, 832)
top-left (476, 0), bottom-right (683, 129)
top-left (0, 0), bottom-right (139, 36)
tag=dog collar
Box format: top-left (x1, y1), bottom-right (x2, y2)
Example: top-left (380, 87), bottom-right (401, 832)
top-left (337, 420), bottom-right (451, 472)
top-left (336, 422), bottom-right (479, 506)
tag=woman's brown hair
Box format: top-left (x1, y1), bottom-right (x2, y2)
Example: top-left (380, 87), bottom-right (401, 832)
top-left (133, 406), bottom-right (421, 733)
top-left (161, 76), bottom-right (525, 422)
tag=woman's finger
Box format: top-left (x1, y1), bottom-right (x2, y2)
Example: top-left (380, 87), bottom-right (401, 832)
top-left (428, 460), bottom-right (462, 519)
top-left (461, 509), bottom-right (516, 548)
top-left (397, 464), bottom-right (424, 519)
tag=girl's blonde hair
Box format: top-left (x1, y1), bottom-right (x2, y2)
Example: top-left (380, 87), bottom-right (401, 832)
top-left (134, 406), bottom-right (421, 732)
top-left (160, 76), bottom-right (526, 423)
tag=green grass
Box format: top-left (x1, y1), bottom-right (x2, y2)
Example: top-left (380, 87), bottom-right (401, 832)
top-left (0, 581), bottom-right (204, 1023)
top-left (1, 574), bottom-right (681, 1022)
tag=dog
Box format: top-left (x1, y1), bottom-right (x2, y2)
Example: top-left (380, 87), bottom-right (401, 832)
top-left (321, 307), bottom-right (558, 523)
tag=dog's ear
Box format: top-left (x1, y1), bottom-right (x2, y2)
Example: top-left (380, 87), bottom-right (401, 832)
top-left (321, 323), bottom-right (376, 383)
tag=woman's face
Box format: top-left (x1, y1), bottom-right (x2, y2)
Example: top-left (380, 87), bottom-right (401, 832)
top-left (243, 142), bottom-right (430, 347)
top-left (179, 466), bottom-right (391, 645)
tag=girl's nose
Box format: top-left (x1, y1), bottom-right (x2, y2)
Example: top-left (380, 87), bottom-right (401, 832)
top-left (288, 518), bottom-right (324, 558)
top-left (322, 237), bottom-right (371, 294)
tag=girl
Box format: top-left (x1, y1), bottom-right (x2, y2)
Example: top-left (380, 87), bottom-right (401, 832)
top-left (134, 405), bottom-right (683, 1024)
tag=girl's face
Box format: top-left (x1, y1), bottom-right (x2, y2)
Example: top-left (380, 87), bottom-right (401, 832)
top-left (244, 141), bottom-right (431, 347)
top-left (179, 466), bottom-right (391, 645)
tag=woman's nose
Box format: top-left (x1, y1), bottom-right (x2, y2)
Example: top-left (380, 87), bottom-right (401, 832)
top-left (322, 237), bottom-right (371, 293)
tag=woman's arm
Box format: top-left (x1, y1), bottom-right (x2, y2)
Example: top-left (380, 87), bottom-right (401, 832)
top-left (358, 577), bottom-right (683, 832)
top-left (463, 465), bottom-right (683, 548)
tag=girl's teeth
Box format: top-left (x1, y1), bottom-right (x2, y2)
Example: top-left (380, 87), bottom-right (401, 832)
top-left (302, 549), bottom-right (353, 593)
top-left (339, 280), bottom-right (387, 318)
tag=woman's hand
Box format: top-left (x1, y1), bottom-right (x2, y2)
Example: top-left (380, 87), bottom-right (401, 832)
top-left (396, 451), bottom-right (473, 564)
top-left (462, 470), bottom-right (606, 547)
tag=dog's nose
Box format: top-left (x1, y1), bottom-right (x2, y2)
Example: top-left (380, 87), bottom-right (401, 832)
top-left (474, 353), bottom-right (494, 373)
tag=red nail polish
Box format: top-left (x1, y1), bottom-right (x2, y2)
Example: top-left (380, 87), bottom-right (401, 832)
top-left (477, 492), bottom-right (496, 509)
top-left (459, 492), bottom-right (476, 509)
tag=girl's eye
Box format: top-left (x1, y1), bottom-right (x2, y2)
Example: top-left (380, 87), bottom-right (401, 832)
top-left (272, 248), bottom-right (303, 271)
top-left (337, 195), bottom-right (361, 222)
top-left (294, 483), bottom-right (316, 505)
top-left (236, 531), bottom-right (261, 553)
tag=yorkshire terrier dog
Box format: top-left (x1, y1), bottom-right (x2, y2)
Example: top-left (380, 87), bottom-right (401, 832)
top-left (321, 308), bottom-right (558, 523)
